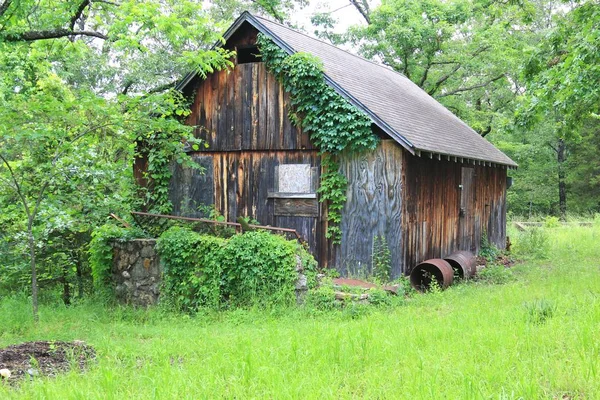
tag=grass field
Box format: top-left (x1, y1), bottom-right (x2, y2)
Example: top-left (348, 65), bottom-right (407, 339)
top-left (1, 225), bottom-right (599, 399)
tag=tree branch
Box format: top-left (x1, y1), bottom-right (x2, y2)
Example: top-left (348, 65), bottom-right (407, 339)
top-left (0, 0), bottom-right (12, 17)
top-left (70, 0), bottom-right (91, 31)
top-left (0, 153), bottom-right (31, 219)
top-left (419, 59), bottom-right (432, 88)
top-left (349, 0), bottom-right (371, 24)
top-left (437, 74), bottom-right (506, 98)
top-left (428, 63), bottom-right (462, 96)
top-left (3, 28), bottom-right (107, 41)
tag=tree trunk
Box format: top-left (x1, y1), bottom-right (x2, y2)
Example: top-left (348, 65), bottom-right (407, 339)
top-left (557, 138), bottom-right (567, 220)
top-left (62, 264), bottom-right (71, 306)
top-left (76, 255), bottom-right (84, 299)
top-left (28, 222), bottom-right (39, 322)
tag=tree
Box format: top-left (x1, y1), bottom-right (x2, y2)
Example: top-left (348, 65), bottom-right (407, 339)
top-left (0, 0), bottom-right (235, 320)
top-left (314, 0), bottom-right (535, 136)
top-left (520, 0), bottom-right (600, 218)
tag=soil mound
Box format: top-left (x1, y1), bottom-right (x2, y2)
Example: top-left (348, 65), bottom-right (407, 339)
top-left (0, 341), bottom-right (95, 383)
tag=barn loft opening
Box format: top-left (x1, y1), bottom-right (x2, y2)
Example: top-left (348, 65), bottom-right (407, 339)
top-left (237, 45), bottom-right (261, 64)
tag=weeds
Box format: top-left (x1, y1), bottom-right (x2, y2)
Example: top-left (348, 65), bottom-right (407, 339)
top-left (525, 299), bottom-right (557, 324)
top-left (477, 264), bottom-right (515, 284)
top-left (1, 225), bottom-right (599, 398)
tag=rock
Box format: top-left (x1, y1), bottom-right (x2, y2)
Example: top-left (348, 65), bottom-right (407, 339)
top-left (26, 368), bottom-right (39, 378)
top-left (122, 271), bottom-right (130, 279)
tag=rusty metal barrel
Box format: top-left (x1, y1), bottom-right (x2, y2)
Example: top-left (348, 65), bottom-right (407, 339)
top-left (410, 259), bottom-right (454, 292)
top-left (444, 251), bottom-right (477, 280)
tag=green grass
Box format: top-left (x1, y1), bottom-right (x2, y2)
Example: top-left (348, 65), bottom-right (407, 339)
top-left (2, 225), bottom-right (600, 399)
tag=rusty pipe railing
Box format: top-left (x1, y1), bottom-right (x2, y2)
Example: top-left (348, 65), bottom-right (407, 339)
top-left (129, 211), bottom-right (303, 241)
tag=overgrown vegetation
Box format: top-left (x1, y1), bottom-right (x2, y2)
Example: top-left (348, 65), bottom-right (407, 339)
top-left (257, 34), bottom-right (378, 243)
top-left (88, 225), bottom-right (147, 297)
top-left (372, 235), bottom-right (392, 283)
top-left (2, 225), bottom-right (599, 398)
top-left (157, 227), bottom-right (318, 310)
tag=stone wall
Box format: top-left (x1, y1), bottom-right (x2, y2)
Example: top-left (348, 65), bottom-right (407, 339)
top-left (112, 239), bottom-right (161, 306)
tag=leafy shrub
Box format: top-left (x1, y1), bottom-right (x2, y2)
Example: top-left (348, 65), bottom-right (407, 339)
top-left (217, 231), bottom-right (300, 306)
top-left (479, 231), bottom-right (501, 262)
top-left (89, 224), bottom-right (146, 295)
top-left (157, 226), bottom-right (226, 311)
top-left (513, 227), bottom-right (550, 260)
top-left (476, 264), bottom-right (515, 284)
top-left (304, 285), bottom-right (340, 311)
top-left (157, 227), bottom-right (318, 310)
top-left (367, 288), bottom-right (392, 307)
top-left (543, 216), bottom-right (560, 228)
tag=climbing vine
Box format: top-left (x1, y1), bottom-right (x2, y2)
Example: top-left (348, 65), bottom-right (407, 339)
top-left (257, 34), bottom-right (378, 243)
top-left (132, 90), bottom-right (206, 214)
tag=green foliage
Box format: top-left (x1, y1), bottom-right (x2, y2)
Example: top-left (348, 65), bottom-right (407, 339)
top-left (316, 156), bottom-right (347, 243)
top-left (366, 288), bottom-right (392, 307)
top-left (479, 231), bottom-right (501, 262)
top-left (543, 216), bottom-right (560, 228)
top-left (372, 235), bottom-right (392, 283)
top-left (157, 226), bottom-right (226, 311)
top-left (89, 224), bottom-right (146, 295)
top-left (476, 264), bottom-right (514, 285)
top-left (0, 0), bottom-right (236, 318)
top-left (524, 298), bottom-right (557, 325)
top-left (157, 227), bottom-right (318, 310)
top-left (257, 34), bottom-right (378, 243)
top-left (513, 227), bottom-right (550, 260)
top-left (304, 285), bottom-right (340, 311)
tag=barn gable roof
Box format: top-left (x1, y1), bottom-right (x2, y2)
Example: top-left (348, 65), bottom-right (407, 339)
top-left (178, 11), bottom-right (517, 168)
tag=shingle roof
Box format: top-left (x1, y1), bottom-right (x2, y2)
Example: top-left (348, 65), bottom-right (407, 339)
top-left (179, 12), bottom-right (517, 168)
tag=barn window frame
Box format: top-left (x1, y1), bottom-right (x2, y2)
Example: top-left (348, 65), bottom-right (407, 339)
top-left (268, 163), bottom-right (318, 199)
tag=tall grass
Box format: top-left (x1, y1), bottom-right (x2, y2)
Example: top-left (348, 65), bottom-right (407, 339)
top-left (1, 225), bottom-right (599, 399)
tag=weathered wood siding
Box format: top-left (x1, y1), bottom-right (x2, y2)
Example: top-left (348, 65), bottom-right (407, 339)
top-left (170, 61), bottom-right (321, 257)
top-left (185, 63), bottom-right (315, 152)
top-left (333, 140), bottom-right (404, 276)
top-left (401, 153), bottom-right (507, 272)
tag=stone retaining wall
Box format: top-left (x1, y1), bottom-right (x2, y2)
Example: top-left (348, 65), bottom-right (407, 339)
top-left (112, 239), bottom-right (161, 306)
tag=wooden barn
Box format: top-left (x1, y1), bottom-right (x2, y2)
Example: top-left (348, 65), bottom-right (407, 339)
top-left (168, 11), bottom-right (517, 277)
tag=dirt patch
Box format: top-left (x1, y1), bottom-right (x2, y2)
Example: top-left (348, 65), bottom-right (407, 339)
top-left (0, 341), bottom-right (95, 383)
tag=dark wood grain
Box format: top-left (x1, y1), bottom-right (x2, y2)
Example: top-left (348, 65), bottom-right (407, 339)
top-left (274, 198), bottom-right (319, 217)
top-left (334, 140), bottom-right (403, 276)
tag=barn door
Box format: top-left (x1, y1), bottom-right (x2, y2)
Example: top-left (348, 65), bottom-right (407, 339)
top-left (459, 166), bottom-right (475, 251)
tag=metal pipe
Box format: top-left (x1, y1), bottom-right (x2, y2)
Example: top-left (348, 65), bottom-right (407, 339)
top-left (130, 211), bottom-right (302, 240)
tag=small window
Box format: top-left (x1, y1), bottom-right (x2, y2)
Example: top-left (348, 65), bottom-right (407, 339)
top-left (269, 164), bottom-right (317, 199)
top-left (279, 164), bottom-right (312, 193)
top-left (237, 45), bottom-right (261, 64)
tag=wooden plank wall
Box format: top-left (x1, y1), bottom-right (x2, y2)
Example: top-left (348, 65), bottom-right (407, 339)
top-left (334, 140), bottom-right (404, 277)
top-left (401, 154), bottom-right (507, 273)
top-left (173, 61), bottom-right (322, 257)
top-left (185, 63), bottom-right (314, 152)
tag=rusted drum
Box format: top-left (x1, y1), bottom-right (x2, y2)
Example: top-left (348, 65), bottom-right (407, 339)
top-left (444, 251), bottom-right (477, 280)
top-left (410, 259), bottom-right (454, 292)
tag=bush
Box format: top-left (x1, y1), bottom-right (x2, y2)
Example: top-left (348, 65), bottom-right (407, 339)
top-left (543, 216), bottom-right (561, 228)
top-left (156, 227), bottom-right (318, 311)
top-left (157, 226), bottom-right (226, 311)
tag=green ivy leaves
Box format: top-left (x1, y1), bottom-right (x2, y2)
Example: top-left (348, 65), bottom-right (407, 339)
top-left (257, 34), bottom-right (378, 243)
